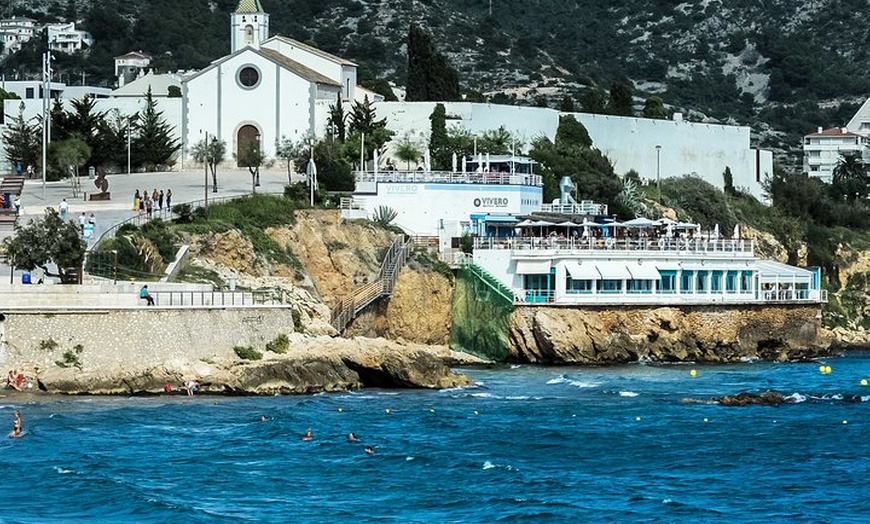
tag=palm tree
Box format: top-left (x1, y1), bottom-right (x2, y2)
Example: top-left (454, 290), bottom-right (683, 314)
top-left (831, 152), bottom-right (868, 202)
top-left (394, 138), bottom-right (421, 170)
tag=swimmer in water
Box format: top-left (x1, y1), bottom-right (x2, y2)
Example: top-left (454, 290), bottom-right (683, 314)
top-left (348, 432), bottom-right (360, 442)
top-left (302, 428), bottom-right (313, 441)
top-left (364, 446), bottom-right (374, 455)
top-left (9, 411), bottom-right (22, 438)
top-left (260, 415), bottom-right (268, 422)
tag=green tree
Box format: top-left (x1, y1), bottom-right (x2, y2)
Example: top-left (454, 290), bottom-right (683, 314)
top-left (347, 95), bottom-right (394, 167)
top-left (642, 96), bottom-right (668, 119)
top-left (479, 126), bottom-right (516, 155)
top-left (560, 94), bottom-right (576, 112)
top-left (3, 208), bottom-right (87, 283)
top-left (406, 25), bottom-right (460, 102)
top-left (132, 87), bottom-right (179, 171)
top-left (90, 110), bottom-right (130, 171)
top-left (275, 136), bottom-right (304, 183)
top-left (327, 95), bottom-right (346, 142)
top-left (48, 138), bottom-right (92, 182)
top-left (2, 105), bottom-right (41, 172)
top-left (555, 115), bottom-right (592, 149)
top-left (429, 103), bottom-right (450, 170)
top-left (394, 137), bottom-right (421, 170)
top-left (580, 87), bottom-right (607, 114)
top-left (831, 152), bottom-right (868, 202)
top-left (190, 136), bottom-right (226, 192)
top-left (295, 139), bottom-right (354, 192)
top-left (237, 139), bottom-right (265, 193)
top-left (607, 81), bottom-right (634, 116)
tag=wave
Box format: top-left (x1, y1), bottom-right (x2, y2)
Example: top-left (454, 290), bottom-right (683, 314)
top-left (619, 391), bottom-right (639, 397)
top-left (785, 393), bottom-right (806, 403)
top-left (546, 375), bottom-right (568, 385)
top-left (482, 460), bottom-right (517, 472)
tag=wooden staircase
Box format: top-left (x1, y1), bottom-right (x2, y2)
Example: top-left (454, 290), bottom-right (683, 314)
top-left (330, 235), bottom-right (412, 333)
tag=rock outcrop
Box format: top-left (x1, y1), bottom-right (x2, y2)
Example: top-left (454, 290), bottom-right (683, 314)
top-left (508, 304), bottom-right (828, 364)
top-left (31, 337), bottom-right (473, 396)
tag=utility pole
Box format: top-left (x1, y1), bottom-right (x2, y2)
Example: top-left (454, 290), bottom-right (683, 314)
top-left (655, 144), bottom-right (662, 203)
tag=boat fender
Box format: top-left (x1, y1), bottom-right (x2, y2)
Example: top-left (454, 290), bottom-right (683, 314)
top-left (605, 238), bottom-right (615, 248)
top-left (658, 238), bottom-right (666, 249)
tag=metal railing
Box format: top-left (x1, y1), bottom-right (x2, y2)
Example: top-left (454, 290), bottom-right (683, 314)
top-left (354, 170), bottom-right (543, 187)
top-left (474, 236), bottom-right (755, 255)
top-left (150, 289), bottom-right (284, 307)
top-left (540, 201), bottom-right (609, 216)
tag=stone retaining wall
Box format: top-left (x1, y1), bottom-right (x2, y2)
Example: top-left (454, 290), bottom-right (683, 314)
top-left (0, 307), bottom-right (298, 373)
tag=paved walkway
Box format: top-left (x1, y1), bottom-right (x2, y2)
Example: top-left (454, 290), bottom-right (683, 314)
top-left (2, 166), bottom-right (303, 283)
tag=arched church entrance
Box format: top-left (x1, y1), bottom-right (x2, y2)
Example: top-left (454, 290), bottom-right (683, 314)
top-left (236, 125), bottom-right (260, 167)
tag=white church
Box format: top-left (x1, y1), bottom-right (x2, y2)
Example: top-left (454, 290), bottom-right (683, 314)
top-left (181, 0), bottom-right (376, 164)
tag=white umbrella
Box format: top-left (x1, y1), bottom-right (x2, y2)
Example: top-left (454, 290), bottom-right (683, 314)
top-left (373, 148), bottom-right (379, 179)
top-left (477, 153), bottom-right (484, 172)
top-left (424, 149), bottom-right (431, 173)
top-left (485, 152), bottom-right (491, 172)
top-left (712, 224), bottom-right (720, 239)
top-left (451, 152), bottom-right (457, 173)
top-left (733, 223), bottom-right (740, 239)
top-left (461, 156), bottom-right (467, 174)
top-left (306, 157), bottom-right (317, 206)
top-left (666, 223), bottom-right (674, 238)
top-left (622, 217), bottom-right (659, 228)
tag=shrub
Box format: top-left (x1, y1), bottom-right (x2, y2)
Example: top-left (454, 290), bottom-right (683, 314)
top-left (265, 333), bottom-right (290, 354)
top-left (234, 346), bottom-right (263, 360)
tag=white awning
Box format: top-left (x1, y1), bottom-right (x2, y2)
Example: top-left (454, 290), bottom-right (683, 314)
top-left (755, 261), bottom-right (814, 279)
top-left (564, 261), bottom-right (601, 280)
top-left (515, 259), bottom-right (552, 274)
top-left (627, 263), bottom-right (660, 280)
top-left (596, 262), bottom-right (632, 280)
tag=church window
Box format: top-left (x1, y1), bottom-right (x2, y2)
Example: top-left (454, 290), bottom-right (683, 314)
top-left (245, 25), bottom-right (254, 44)
top-left (238, 65), bottom-right (261, 89)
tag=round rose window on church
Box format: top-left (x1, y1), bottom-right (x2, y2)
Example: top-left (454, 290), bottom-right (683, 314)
top-left (238, 66), bottom-right (260, 89)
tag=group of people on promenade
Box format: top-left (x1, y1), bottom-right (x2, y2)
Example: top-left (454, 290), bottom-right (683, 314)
top-left (298, 427), bottom-right (374, 454)
top-left (133, 188), bottom-right (172, 219)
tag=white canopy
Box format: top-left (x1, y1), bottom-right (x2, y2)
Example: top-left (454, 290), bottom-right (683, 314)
top-left (621, 217), bottom-right (659, 228)
top-left (516, 259), bottom-right (552, 274)
top-left (564, 261), bottom-right (601, 280)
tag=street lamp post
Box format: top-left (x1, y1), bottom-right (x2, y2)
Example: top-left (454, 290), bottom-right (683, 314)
top-left (111, 249), bottom-right (118, 284)
top-left (655, 144), bottom-right (662, 203)
top-left (126, 119), bottom-right (131, 175)
top-left (41, 52), bottom-right (53, 200)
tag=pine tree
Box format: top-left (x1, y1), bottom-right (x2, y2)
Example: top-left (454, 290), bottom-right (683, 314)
top-left (327, 95), bottom-right (346, 142)
top-left (429, 103), bottom-right (450, 170)
top-left (2, 105), bottom-right (41, 170)
top-left (642, 96), bottom-right (668, 119)
top-left (406, 25), bottom-right (460, 102)
top-left (560, 94), bottom-right (576, 112)
top-left (132, 87), bottom-right (179, 171)
top-left (607, 81), bottom-right (634, 116)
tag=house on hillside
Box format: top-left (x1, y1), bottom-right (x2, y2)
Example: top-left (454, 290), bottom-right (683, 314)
top-left (46, 23), bottom-right (93, 53)
top-left (0, 17), bottom-right (37, 56)
top-left (802, 127), bottom-right (870, 184)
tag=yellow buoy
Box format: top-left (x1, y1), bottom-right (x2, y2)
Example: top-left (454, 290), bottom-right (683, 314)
top-left (861, 379), bottom-right (868, 386)
top-left (825, 366), bottom-right (832, 374)
top-left (690, 369), bottom-right (697, 378)
top-left (819, 365), bottom-right (826, 374)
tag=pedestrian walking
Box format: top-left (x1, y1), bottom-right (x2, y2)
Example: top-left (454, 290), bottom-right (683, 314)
top-left (158, 190), bottom-right (164, 210)
top-left (58, 199), bottom-right (69, 221)
top-left (133, 189), bottom-right (140, 211)
top-left (78, 212), bottom-right (86, 234)
top-left (145, 196), bottom-right (153, 219)
top-left (166, 188), bottom-right (172, 210)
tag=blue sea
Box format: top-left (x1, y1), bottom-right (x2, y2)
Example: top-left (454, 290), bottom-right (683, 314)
top-left (2, 352), bottom-right (870, 523)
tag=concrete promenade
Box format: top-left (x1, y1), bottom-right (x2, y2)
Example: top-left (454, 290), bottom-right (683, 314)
top-left (2, 166), bottom-right (301, 283)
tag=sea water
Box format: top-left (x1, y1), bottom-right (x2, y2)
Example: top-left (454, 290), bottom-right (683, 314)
top-left (2, 352), bottom-right (870, 523)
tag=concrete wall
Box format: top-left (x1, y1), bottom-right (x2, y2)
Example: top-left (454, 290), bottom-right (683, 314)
top-left (0, 307), bottom-right (299, 372)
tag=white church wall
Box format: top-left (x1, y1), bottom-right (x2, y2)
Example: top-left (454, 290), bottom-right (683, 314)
top-left (261, 39), bottom-right (344, 84)
top-left (184, 51), bottom-right (313, 162)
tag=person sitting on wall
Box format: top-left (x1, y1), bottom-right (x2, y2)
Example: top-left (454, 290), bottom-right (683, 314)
top-left (139, 285), bottom-right (155, 306)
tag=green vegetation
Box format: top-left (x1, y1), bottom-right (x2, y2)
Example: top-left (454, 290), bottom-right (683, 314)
top-left (234, 346), bottom-right (263, 361)
top-left (3, 208), bottom-right (87, 283)
top-left (265, 334), bottom-right (290, 354)
top-left (56, 344), bottom-right (84, 370)
top-left (176, 264), bottom-right (225, 287)
top-left (292, 309), bottom-right (304, 333)
top-left (39, 338), bottom-right (59, 352)
top-left (371, 206), bottom-right (398, 227)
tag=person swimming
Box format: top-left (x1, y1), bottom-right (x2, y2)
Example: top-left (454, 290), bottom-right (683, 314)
top-left (9, 411), bottom-right (22, 438)
top-left (364, 446), bottom-right (374, 455)
top-left (260, 415), bottom-right (268, 422)
top-left (302, 428), bottom-right (313, 441)
top-left (348, 432), bottom-right (360, 442)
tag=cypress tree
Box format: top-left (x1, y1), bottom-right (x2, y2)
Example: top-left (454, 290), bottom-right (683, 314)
top-left (406, 25), bottom-right (460, 102)
top-left (607, 81), bottom-right (634, 116)
top-left (429, 103), bottom-right (450, 170)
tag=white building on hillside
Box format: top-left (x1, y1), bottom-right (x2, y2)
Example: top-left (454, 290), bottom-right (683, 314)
top-left (46, 23), bottom-right (93, 53)
top-left (376, 102), bottom-right (772, 201)
top-left (802, 127), bottom-right (870, 183)
top-left (115, 51), bottom-right (152, 87)
top-left (0, 17), bottom-right (37, 55)
top-left (181, 0), bottom-right (369, 165)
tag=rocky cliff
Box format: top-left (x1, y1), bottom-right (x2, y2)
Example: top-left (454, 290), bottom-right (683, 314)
top-left (508, 305), bottom-right (826, 364)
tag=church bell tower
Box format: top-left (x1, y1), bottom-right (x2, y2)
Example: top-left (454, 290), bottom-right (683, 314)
top-left (231, 0), bottom-right (269, 53)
